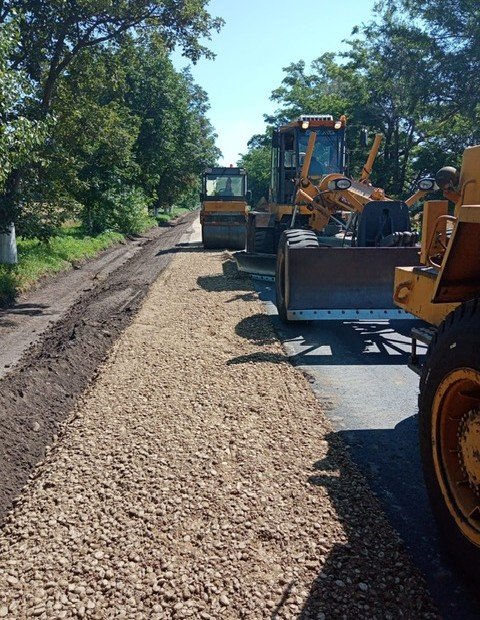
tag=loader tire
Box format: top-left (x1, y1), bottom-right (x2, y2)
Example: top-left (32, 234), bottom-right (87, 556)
top-left (418, 299), bottom-right (480, 583)
top-left (275, 230), bottom-right (319, 323)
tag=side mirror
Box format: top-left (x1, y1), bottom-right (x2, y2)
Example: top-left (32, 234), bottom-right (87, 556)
top-left (200, 193), bottom-right (205, 201)
top-left (327, 177), bottom-right (352, 191)
top-left (246, 190), bottom-right (252, 203)
top-left (360, 128), bottom-right (368, 149)
top-left (272, 132), bottom-right (280, 148)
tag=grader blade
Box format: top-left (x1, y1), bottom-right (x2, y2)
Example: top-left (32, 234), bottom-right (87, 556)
top-left (201, 213), bottom-right (246, 250)
top-left (283, 246), bottom-right (420, 320)
top-left (233, 251), bottom-right (277, 277)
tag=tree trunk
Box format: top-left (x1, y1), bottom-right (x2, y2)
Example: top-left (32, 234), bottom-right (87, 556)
top-left (0, 224), bottom-right (18, 265)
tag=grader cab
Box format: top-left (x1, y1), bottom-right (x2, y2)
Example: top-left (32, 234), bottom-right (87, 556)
top-left (200, 167), bottom-right (249, 250)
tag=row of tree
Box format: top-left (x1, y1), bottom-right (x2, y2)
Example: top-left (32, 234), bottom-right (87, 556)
top-left (0, 1), bottom-right (223, 261)
top-left (240, 0), bottom-right (479, 204)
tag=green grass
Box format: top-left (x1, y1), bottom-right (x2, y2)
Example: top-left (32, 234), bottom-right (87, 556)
top-left (0, 225), bottom-right (124, 305)
top-left (156, 206), bottom-right (192, 226)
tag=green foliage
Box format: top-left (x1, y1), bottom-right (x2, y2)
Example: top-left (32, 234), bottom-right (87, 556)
top-left (82, 187), bottom-right (152, 236)
top-left (253, 1), bottom-right (479, 199)
top-left (156, 206), bottom-right (192, 227)
top-left (238, 135), bottom-right (271, 206)
top-left (0, 0), bottom-right (222, 255)
top-left (126, 38), bottom-right (220, 214)
top-left (0, 19), bottom-right (47, 229)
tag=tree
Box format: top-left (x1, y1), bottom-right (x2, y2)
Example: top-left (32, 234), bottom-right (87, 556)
top-left (126, 38), bottom-right (220, 215)
top-left (0, 0), bottom-right (223, 261)
top-left (238, 133), bottom-right (271, 206)
top-left (0, 20), bottom-right (46, 262)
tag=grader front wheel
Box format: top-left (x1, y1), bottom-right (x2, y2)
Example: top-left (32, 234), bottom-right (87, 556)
top-left (419, 300), bottom-right (480, 580)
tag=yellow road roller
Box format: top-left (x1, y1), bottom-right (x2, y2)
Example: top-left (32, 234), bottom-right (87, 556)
top-left (200, 167), bottom-right (249, 250)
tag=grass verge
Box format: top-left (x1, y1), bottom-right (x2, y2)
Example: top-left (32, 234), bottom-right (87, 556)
top-left (156, 206), bottom-right (192, 227)
top-left (0, 226), bottom-right (123, 305)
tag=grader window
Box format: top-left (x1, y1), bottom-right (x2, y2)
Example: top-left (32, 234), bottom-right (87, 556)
top-left (298, 129), bottom-right (343, 175)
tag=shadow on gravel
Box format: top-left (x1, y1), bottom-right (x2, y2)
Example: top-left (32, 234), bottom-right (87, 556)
top-left (156, 240), bottom-right (204, 257)
top-left (297, 423), bottom-right (480, 620)
top-left (197, 258), bottom-right (252, 294)
top-left (227, 352), bottom-right (287, 366)
top-left (235, 314), bottom-right (277, 345)
top-left (291, 430), bottom-right (438, 619)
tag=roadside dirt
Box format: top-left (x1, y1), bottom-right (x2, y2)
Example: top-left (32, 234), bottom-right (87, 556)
top-left (0, 219), bottom-right (438, 618)
top-left (0, 216), bottom-right (189, 380)
top-left (0, 212), bottom-right (196, 524)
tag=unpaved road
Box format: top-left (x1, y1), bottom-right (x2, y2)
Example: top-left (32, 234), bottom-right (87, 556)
top-left (0, 222), bottom-right (186, 380)
top-left (0, 214), bottom-right (196, 523)
top-left (0, 219), bottom-right (437, 618)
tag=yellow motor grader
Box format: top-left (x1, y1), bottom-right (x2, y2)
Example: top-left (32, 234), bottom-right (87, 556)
top-left (393, 145), bottom-right (480, 578)
top-left (235, 114), bottom-right (350, 276)
top-left (200, 166), bottom-right (249, 250)
top-left (266, 127), bottom-right (428, 322)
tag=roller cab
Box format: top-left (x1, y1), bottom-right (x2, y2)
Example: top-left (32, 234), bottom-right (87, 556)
top-left (201, 167), bottom-right (248, 250)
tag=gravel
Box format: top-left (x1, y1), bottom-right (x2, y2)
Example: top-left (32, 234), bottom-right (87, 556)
top-left (0, 222), bottom-right (438, 618)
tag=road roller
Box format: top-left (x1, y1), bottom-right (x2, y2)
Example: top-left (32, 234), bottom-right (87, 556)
top-left (200, 167), bottom-right (249, 250)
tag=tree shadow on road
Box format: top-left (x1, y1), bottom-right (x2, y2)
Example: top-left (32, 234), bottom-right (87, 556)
top-left (293, 422), bottom-right (480, 620)
top-left (0, 303), bottom-right (52, 326)
top-left (155, 240), bottom-right (205, 257)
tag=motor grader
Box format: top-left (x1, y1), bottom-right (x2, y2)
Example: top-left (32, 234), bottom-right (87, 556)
top-left (234, 114), bottom-right (350, 276)
top-left (200, 166), bottom-right (249, 250)
top-left (262, 125), bottom-right (428, 322)
top-left (393, 145), bottom-right (480, 578)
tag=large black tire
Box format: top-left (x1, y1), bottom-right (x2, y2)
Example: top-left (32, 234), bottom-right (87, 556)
top-left (419, 299), bottom-right (480, 582)
top-left (275, 230), bottom-right (319, 323)
top-left (245, 213), bottom-right (275, 254)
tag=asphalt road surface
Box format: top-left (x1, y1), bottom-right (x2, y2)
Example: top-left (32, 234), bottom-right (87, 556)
top-left (254, 278), bottom-right (480, 620)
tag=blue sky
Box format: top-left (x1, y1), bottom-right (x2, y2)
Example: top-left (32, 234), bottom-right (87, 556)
top-left (172, 0), bottom-right (377, 165)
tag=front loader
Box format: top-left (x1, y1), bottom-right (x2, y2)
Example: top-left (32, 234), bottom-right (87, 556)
top-left (393, 146), bottom-right (480, 579)
top-left (200, 167), bottom-right (249, 250)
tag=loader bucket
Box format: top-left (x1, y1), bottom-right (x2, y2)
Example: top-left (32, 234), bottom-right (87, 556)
top-left (201, 212), bottom-right (246, 250)
top-left (233, 251), bottom-right (277, 277)
top-left (280, 245), bottom-right (420, 320)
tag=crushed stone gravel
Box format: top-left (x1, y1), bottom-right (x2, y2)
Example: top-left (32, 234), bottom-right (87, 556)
top-left (0, 228), bottom-right (438, 618)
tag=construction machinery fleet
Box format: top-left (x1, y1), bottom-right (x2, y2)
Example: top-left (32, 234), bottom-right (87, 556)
top-left (200, 166), bottom-right (249, 250)
top-left (393, 145), bottom-right (480, 577)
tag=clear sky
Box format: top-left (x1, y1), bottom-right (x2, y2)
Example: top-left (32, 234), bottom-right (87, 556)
top-left (172, 0), bottom-right (377, 165)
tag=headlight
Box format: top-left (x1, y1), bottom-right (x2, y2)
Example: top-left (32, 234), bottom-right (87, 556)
top-left (417, 177), bottom-right (436, 191)
top-left (328, 178), bottom-right (352, 191)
